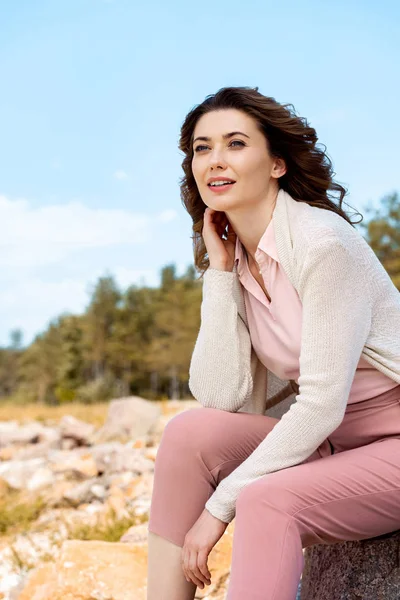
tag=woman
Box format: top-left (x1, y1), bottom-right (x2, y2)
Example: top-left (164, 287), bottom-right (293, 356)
top-left (147, 86), bottom-right (400, 600)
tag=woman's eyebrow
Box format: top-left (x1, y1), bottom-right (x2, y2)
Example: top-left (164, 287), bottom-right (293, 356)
top-left (193, 131), bottom-right (250, 145)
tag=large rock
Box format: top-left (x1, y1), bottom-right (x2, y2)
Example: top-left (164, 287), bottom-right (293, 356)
top-left (17, 526), bottom-right (236, 600)
top-left (91, 396), bottom-right (161, 443)
top-left (17, 540), bottom-right (146, 600)
top-left (300, 530), bottom-right (400, 599)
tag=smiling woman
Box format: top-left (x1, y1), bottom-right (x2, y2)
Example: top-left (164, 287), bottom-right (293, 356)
top-left (147, 86), bottom-right (400, 600)
top-left (179, 85), bottom-right (362, 277)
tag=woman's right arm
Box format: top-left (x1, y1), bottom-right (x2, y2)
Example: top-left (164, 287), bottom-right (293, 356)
top-left (188, 267), bottom-right (254, 412)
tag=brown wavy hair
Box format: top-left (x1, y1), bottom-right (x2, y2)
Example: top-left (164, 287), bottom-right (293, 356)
top-left (179, 86), bottom-right (363, 277)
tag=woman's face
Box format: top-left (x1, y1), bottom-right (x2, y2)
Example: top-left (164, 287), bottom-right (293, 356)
top-left (191, 108), bottom-right (285, 212)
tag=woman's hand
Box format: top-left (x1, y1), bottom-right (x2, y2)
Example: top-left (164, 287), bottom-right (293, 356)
top-left (202, 207), bottom-right (237, 271)
top-left (181, 507), bottom-right (229, 589)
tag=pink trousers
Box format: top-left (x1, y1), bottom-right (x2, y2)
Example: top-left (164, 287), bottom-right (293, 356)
top-left (148, 385), bottom-right (400, 600)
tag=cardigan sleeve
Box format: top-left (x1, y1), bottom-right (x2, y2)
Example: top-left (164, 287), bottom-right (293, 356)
top-left (205, 235), bottom-right (373, 523)
top-left (188, 268), bottom-right (255, 412)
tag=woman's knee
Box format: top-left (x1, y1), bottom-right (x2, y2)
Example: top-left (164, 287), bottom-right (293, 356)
top-left (161, 407), bottom-right (217, 450)
top-left (236, 471), bottom-right (300, 517)
top-left (236, 472), bottom-right (323, 547)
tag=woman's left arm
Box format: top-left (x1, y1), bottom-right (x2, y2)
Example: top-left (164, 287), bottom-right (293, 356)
top-left (204, 235), bottom-right (373, 524)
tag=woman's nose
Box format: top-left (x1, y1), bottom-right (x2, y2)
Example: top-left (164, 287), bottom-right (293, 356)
top-left (209, 151), bottom-right (227, 169)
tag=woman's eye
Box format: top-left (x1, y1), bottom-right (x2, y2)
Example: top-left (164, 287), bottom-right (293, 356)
top-left (194, 140), bottom-right (245, 153)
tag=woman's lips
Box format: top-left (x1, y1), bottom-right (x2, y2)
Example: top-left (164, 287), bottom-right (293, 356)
top-left (208, 182), bottom-right (236, 193)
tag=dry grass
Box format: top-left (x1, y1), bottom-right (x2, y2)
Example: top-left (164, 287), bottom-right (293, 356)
top-left (0, 399), bottom-right (169, 426)
top-left (0, 488), bottom-right (48, 537)
top-left (66, 507), bottom-right (147, 543)
top-left (0, 402), bottom-right (110, 427)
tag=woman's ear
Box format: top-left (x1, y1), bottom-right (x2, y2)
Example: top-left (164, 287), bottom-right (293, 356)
top-left (272, 157), bottom-right (287, 179)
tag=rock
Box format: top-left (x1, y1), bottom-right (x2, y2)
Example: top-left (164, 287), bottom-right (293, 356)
top-left (144, 447), bottom-right (158, 462)
top-left (17, 562), bottom-right (57, 600)
top-left (0, 420), bottom-right (19, 432)
top-left (61, 438), bottom-right (79, 450)
top-left (104, 484), bottom-right (128, 516)
top-left (39, 480), bottom-right (79, 508)
top-left (89, 442), bottom-right (154, 475)
top-left (300, 530), bottom-right (400, 599)
top-left (0, 422), bottom-right (60, 448)
top-left (62, 477), bottom-right (108, 507)
top-left (124, 472), bottom-right (153, 500)
top-left (104, 447), bottom-right (154, 475)
top-left (26, 466), bottom-right (55, 491)
top-left (59, 415), bottom-right (95, 446)
top-left (8, 577), bottom-right (27, 600)
top-left (89, 442), bottom-right (125, 472)
top-left (91, 396), bottom-right (161, 443)
top-left (5, 440), bottom-right (60, 461)
top-left (18, 539), bottom-right (147, 600)
top-left (0, 458), bottom-right (47, 490)
top-left (0, 446), bottom-right (20, 461)
top-left (51, 452), bottom-right (99, 479)
top-left (120, 523), bottom-right (148, 544)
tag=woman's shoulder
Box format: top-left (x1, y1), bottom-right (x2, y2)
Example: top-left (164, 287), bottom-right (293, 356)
top-left (288, 197), bottom-right (365, 254)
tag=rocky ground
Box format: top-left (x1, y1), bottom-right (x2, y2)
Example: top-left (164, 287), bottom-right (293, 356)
top-left (0, 396), bottom-right (237, 600)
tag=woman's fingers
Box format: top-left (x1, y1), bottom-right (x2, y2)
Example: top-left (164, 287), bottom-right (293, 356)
top-left (189, 549), bottom-right (208, 587)
top-left (197, 548), bottom-right (212, 582)
top-left (182, 548), bottom-right (206, 589)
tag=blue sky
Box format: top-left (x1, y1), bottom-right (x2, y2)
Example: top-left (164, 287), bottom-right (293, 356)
top-left (0, 0), bottom-right (399, 347)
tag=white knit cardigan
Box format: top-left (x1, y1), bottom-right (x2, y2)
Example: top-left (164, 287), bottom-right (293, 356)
top-left (188, 188), bottom-right (400, 523)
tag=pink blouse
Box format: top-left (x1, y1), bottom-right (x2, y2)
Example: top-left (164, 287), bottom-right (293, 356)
top-left (234, 217), bottom-right (398, 404)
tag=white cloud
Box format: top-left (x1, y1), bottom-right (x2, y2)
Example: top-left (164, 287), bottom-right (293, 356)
top-left (0, 266), bottom-right (161, 346)
top-left (157, 209), bottom-right (179, 222)
top-left (0, 195), bottom-right (155, 267)
top-left (113, 169), bottom-right (129, 180)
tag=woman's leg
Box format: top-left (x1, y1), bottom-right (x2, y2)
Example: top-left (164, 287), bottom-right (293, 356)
top-left (226, 437), bottom-right (400, 600)
top-left (148, 407), bottom-right (282, 547)
top-left (147, 530), bottom-right (198, 600)
top-left (147, 406), bottom-right (313, 599)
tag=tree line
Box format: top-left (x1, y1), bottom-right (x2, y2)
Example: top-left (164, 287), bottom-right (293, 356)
top-left (0, 192), bottom-right (398, 405)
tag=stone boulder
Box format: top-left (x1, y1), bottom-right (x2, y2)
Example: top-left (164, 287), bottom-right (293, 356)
top-left (91, 396), bottom-right (161, 443)
top-left (17, 539), bottom-right (147, 600)
top-left (300, 529), bottom-right (400, 599)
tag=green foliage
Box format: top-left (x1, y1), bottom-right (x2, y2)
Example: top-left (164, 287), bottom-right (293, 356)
top-left (74, 373), bottom-right (118, 404)
top-left (54, 386), bottom-right (78, 404)
top-left (359, 191), bottom-right (400, 289)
